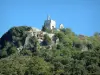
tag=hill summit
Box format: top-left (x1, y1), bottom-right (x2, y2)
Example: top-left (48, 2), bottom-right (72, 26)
top-left (0, 25), bottom-right (100, 75)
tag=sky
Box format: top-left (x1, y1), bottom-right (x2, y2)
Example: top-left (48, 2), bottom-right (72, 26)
top-left (0, 0), bottom-right (100, 37)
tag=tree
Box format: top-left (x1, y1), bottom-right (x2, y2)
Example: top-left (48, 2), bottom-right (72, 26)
top-left (25, 56), bottom-right (53, 75)
top-left (7, 46), bottom-right (17, 55)
top-left (42, 34), bottom-right (51, 45)
top-left (61, 28), bottom-right (72, 35)
top-left (94, 32), bottom-right (100, 37)
top-left (20, 49), bottom-right (32, 56)
top-left (56, 43), bottom-right (64, 50)
top-left (0, 48), bottom-right (8, 58)
top-left (42, 25), bottom-right (47, 31)
top-left (70, 59), bottom-right (87, 75)
top-left (55, 32), bottom-right (65, 42)
top-left (25, 36), bottom-right (39, 52)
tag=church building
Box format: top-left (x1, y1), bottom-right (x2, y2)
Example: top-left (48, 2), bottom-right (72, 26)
top-left (44, 15), bottom-right (56, 30)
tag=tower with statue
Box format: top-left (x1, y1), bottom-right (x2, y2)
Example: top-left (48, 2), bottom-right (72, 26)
top-left (43, 15), bottom-right (64, 31)
top-left (44, 15), bottom-right (56, 30)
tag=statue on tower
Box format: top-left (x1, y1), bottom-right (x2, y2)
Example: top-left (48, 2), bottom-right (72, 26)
top-left (43, 15), bottom-right (56, 30)
top-left (47, 15), bottom-right (51, 20)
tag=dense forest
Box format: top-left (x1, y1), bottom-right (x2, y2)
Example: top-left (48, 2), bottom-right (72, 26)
top-left (0, 26), bottom-right (100, 75)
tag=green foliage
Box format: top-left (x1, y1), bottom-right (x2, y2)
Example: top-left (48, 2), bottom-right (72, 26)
top-left (94, 32), bottom-right (100, 37)
top-left (0, 48), bottom-right (8, 58)
top-left (43, 34), bottom-right (51, 45)
top-left (55, 31), bottom-right (65, 42)
top-left (56, 43), bottom-right (64, 50)
top-left (25, 36), bottom-right (39, 52)
top-left (60, 28), bottom-right (74, 36)
top-left (20, 49), bottom-right (32, 56)
top-left (0, 26), bottom-right (100, 75)
top-left (7, 46), bottom-right (17, 55)
top-left (25, 56), bottom-right (53, 75)
top-left (0, 26), bottom-right (31, 48)
top-left (0, 55), bottom-right (53, 75)
top-left (42, 25), bottom-right (52, 33)
top-left (42, 25), bottom-right (47, 31)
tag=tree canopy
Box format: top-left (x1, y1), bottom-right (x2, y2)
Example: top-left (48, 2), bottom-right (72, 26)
top-left (0, 26), bottom-right (100, 75)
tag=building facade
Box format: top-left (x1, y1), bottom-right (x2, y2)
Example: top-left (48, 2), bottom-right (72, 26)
top-left (44, 15), bottom-right (56, 30)
top-left (59, 24), bottom-right (64, 29)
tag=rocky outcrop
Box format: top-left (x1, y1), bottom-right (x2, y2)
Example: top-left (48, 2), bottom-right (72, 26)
top-left (0, 26), bottom-right (31, 49)
top-left (0, 26), bottom-right (59, 53)
top-left (24, 27), bottom-right (59, 47)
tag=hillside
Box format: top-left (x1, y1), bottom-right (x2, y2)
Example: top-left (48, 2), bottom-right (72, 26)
top-left (0, 26), bottom-right (100, 75)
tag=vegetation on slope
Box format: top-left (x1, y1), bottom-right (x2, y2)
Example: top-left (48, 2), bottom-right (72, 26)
top-left (0, 26), bottom-right (100, 75)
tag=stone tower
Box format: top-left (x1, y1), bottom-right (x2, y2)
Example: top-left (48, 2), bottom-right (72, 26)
top-left (44, 15), bottom-right (56, 30)
top-left (59, 24), bottom-right (64, 29)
